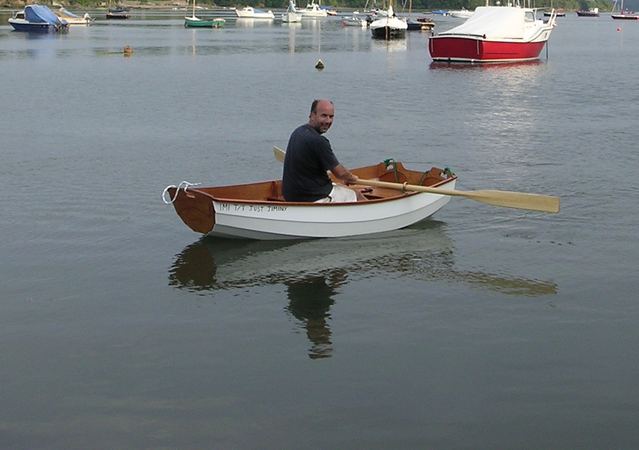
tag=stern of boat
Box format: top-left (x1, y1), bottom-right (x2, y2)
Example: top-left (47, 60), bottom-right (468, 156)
top-left (165, 185), bottom-right (215, 234)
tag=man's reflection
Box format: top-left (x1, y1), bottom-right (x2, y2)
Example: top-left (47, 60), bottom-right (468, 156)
top-left (285, 270), bottom-right (347, 360)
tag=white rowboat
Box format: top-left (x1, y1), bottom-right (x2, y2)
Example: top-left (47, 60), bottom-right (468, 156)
top-left (163, 160), bottom-right (457, 240)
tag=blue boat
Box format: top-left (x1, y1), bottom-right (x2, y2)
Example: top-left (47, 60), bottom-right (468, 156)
top-left (8, 5), bottom-right (68, 32)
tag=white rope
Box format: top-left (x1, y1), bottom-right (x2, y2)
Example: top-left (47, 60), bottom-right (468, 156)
top-left (161, 181), bottom-right (200, 204)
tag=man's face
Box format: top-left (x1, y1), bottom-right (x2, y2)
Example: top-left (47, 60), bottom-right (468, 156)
top-left (309, 101), bottom-right (334, 134)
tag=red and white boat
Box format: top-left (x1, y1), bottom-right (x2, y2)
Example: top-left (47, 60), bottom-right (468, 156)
top-left (428, 4), bottom-right (557, 63)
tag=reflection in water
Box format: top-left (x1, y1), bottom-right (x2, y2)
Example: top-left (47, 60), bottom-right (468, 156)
top-left (371, 37), bottom-right (407, 53)
top-left (168, 221), bottom-right (558, 358)
top-left (285, 270), bottom-right (347, 359)
top-left (285, 21), bottom-right (301, 54)
top-left (429, 60), bottom-right (544, 72)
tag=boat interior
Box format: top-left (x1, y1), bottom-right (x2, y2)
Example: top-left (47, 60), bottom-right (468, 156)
top-left (199, 161), bottom-right (455, 203)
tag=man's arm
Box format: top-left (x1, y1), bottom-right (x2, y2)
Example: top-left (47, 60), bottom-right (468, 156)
top-left (331, 164), bottom-right (359, 185)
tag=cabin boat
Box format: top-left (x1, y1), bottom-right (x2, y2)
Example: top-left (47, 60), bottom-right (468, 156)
top-left (429, 5), bottom-right (556, 63)
top-left (407, 17), bottom-right (435, 31)
top-left (8, 5), bottom-right (68, 32)
top-left (576, 7), bottom-right (599, 16)
top-left (163, 161), bottom-right (457, 240)
top-left (370, 4), bottom-right (408, 39)
top-left (235, 6), bottom-right (275, 19)
top-left (106, 7), bottom-right (130, 19)
top-left (300, 2), bottom-right (328, 17)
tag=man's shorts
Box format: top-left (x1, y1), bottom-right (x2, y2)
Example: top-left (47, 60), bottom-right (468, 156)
top-left (314, 184), bottom-right (357, 203)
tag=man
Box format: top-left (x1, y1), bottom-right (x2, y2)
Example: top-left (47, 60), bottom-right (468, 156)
top-left (282, 99), bottom-right (365, 203)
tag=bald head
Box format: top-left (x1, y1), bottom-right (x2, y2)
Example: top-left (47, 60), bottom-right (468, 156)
top-left (308, 99), bottom-right (334, 134)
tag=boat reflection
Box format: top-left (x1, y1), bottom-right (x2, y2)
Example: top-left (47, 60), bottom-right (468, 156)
top-left (169, 221), bottom-right (557, 358)
top-left (429, 59), bottom-right (544, 71)
top-left (169, 221), bottom-right (454, 291)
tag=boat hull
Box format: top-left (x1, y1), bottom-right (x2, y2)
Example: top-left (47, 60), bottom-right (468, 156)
top-left (429, 36), bottom-right (548, 63)
top-left (371, 26), bottom-right (406, 39)
top-left (8, 19), bottom-right (59, 32)
top-left (576, 10), bottom-right (599, 16)
top-left (106, 9), bottom-right (130, 19)
top-left (611, 13), bottom-right (639, 19)
top-left (61, 17), bottom-right (92, 25)
top-left (210, 186), bottom-right (453, 239)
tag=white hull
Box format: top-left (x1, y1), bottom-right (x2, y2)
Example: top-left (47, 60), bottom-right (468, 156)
top-left (208, 180), bottom-right (455, 239)
top-left (448, 8), bottom-right (473, 18)
top-left (58, 16), bottom-right (92, 25)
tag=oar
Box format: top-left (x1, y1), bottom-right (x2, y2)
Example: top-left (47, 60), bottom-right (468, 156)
top-left (273, 146), bottom-right (560, 213)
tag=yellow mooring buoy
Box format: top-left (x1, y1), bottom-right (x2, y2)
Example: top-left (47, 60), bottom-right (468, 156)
top-left (123, 45), bottom-right (133, 56)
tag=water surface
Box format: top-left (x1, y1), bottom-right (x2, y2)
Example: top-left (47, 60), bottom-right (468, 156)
top-left (1, 12), bottom-right (638, 449)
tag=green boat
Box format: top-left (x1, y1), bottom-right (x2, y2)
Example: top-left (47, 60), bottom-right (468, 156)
top-left (184, 0), bottom-right (225, 28)
top-left (184, 16), bottom-right (225, 27)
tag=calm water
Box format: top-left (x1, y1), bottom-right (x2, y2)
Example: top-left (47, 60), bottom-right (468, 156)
top-left (1, 11), bottom-right (639, 449)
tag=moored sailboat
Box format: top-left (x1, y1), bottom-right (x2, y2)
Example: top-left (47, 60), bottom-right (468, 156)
top-left (369, 4), bottom-right (408, 39)
top-left (282, 0), bottom-right (302, 22)
top-left (185, 0), bottom-right (225, 27)
top-left (611, 0), bottom-right (639, 19)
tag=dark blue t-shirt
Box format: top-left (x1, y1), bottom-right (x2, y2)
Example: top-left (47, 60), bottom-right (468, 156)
top-left (282, 124), bottom-right (340, 202)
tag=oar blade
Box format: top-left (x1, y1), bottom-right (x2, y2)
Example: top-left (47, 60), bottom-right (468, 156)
top-left (470, 190), bottom-right (560, 213)
top-left (273, 146), bottom-right (285, 162)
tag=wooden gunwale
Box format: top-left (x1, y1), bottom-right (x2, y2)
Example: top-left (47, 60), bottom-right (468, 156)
top-left (192, 178), bottom-right (455, 206)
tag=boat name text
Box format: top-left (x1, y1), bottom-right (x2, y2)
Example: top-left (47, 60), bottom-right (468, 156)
top-left (219, 203), bottom-right (288, 213)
